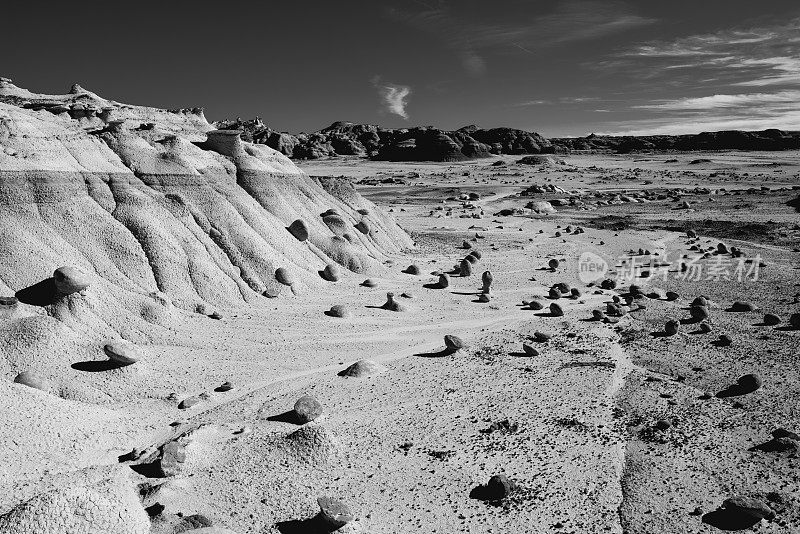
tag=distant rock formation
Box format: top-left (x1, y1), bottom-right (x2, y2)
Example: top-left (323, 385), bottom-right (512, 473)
top-left (216, 115), bottom-right (799, 160)
top-left (212, 119), bottom-right (553, 162)
top-left (551, 129), bottom-right (800, 153)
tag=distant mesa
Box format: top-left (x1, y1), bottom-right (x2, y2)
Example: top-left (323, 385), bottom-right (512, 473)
top-left (212, 115), bottom-right (800, 161)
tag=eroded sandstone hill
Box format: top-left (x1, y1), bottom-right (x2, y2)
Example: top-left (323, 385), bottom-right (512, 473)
top-left (0, 77), bottom-right (412, 402)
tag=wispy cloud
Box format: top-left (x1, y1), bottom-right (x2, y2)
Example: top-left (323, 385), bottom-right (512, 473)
top-left (385, 0), bottom-right (655, 76)
top-left (372, 77), bottom-right (412, 119)
top-left (599, 110), bottom-right (800, 136)
top-left (634, 90), bottom-right (800, 111)
top-left (516, 96), bottom-right (602, 107)
top-left (590, 16), bottom-right (800, 135)
top-left (606, 18), bottom-right (800, 88)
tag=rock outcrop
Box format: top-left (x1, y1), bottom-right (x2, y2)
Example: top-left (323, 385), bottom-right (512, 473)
top-left (213, 119), bottom-right (553, 161)
top-left (551, 129), bottom-right (800, 153)
top-left (0, 78), bottom-right (412, 401)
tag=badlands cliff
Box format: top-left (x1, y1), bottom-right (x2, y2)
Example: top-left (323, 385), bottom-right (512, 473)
top-left (0, 77), bottom-right (411, 402)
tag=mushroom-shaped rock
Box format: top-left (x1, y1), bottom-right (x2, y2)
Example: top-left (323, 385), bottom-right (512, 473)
top-left (179, 396), bottom-right (201, 409)
top-left (533, 331), bottom-right (552, 342)
top-left (486, 474), bottom-right (515, 499)
top-left (550, 303), bottom-right (564, 317)
top-left (522, 344), bottom-right (538, 356)
top-left (472, 474), bottom-right (516, 501)
top-left (322, 263), bottom-right (341, 282)
top-left (104, 341), bottom-right (142, 365)
top-left (53, 265), bottom-right (91, 295)
top-left (287, 219), bottom-right (309, 241)
top-left (720, 495), bottom-right (776, 523)
top-left (481, 271), bottom-right (493, 294)
top-left (460, 259), bottom-right (472, 277)
top-left (293, 395), bottom-right (323, 424)
top-left (405, 264), bottom-right (421, 275)
top-left (327, 304), bottom-right (351, 318)
top-left (737, 373), bottom-right (762, 392)
top-left (275, 267), bottom-right (295, 286)
top-left (731, 301), bottom-right (757, 312)
top-left (664, 320), bottom-right (680, 336)
top-left (554, 282), bottom-right (570, 294)
top-left (216, 381), bottom-right (235, 392)
top-left (339, 359), bottom-right (386, 378)
top-left (381, 292), bottom-right (405, 312)
top-left (444, 335), bottom-right (464, 352)
top-left (13, 371), bottom-right (50, 392)
top-left (600, 278), bottom-right (617, 290)
top-left (317, 496), bottom-right (354, 530)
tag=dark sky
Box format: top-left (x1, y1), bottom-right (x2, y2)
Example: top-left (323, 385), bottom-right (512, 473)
top-left (3, 1), bottom-right (799, 136)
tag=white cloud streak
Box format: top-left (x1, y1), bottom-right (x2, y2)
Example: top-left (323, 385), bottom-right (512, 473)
top-left (372, 77), bottom-right (412, 119)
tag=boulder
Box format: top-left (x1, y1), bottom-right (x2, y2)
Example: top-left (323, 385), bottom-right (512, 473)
top-left (53, 266), bottom-right (91, 295)
top-left (339, 359), bottom-right (385, 378)
top-left (436, 273), bottom-right (450, 288)
top-left (293, 395), bottom-right (323, 424)
top-left (275, 267), bottom-right (295, 286)
top-left (731, 301), bottom-right (757, 312)
top-left (444, 335), bottom-right (464, 351)
top-left (103, 341), bottom-right (142, 365)
top-left (321, 263), bottom-right (341, 282)
top-left (327, 304), bottom-right (351, 318)
top-left (287, 219), bottom-right (309, 241)
top-left (721, 495), bottom-right (776, 521)
top-left (405, 264), bottom-right (421, 275)
top-left (317, 496), bottom-right (353, 530)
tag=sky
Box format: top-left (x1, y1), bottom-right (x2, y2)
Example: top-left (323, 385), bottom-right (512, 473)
top-left (2, 1), bottom-right (799, 137)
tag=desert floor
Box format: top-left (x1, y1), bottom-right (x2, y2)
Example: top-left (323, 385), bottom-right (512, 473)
top-left (4, 151), bottom-right (799, 534)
